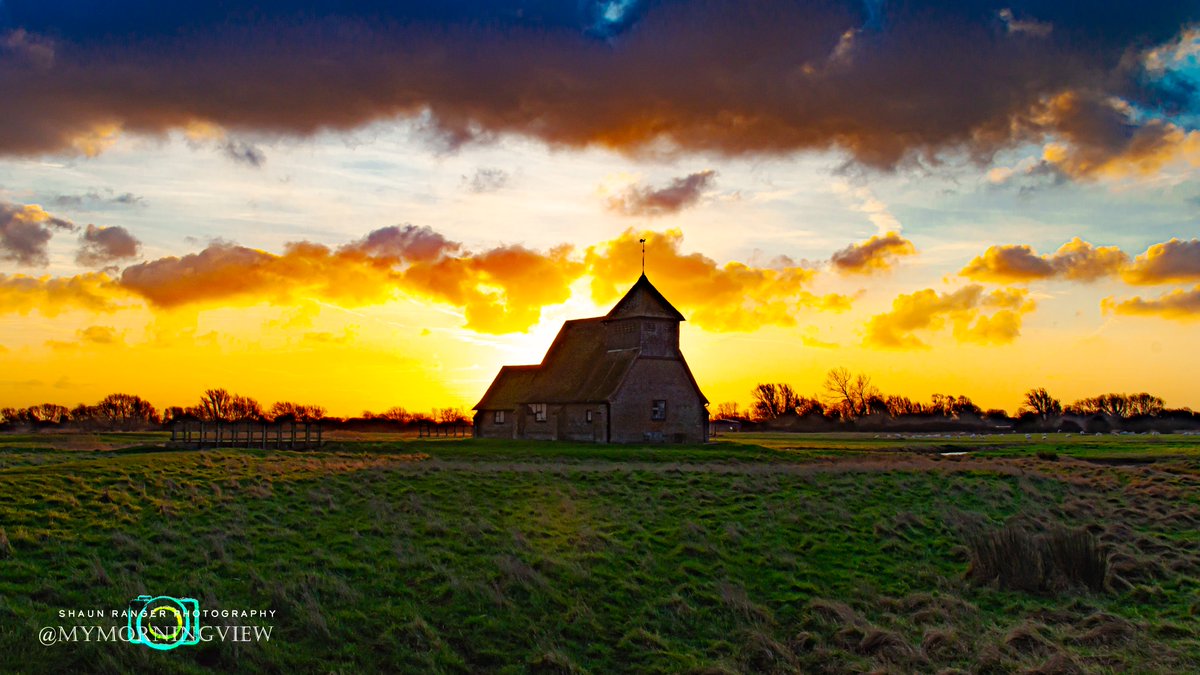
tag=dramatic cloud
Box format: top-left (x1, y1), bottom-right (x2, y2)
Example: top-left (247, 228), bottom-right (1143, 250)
top-left (1121, 238), bottom-right (1200, 285)
top-left (0, 201), bottom-right (76, 266)
top-left (606, 171), bottom-right (717, 217)
top-left (830, 232), bottom-right (915, 274)
top-left (0, 272), bottom-right (126, 316)
top-left (114, 234), bottom-right (582, 333)
top-left (5, 3), bottom-right (1191, 171)
top-left (960, 238), bottom-right (1129, 283)
top-left (113, 226), bottom-right (835, 332)
top-left (865, 285), bottom-right (1035, 349)
top-left (462, 168), bottom-right (510, 194)
top-left (586, 229), bottom-right (850, 331)
top-left (1103, 286), bottom-right (1200, 321)
top-left (404, 244), bottom-right (584, 334)
top-left (117, 240), bottom-right (401, 310)
top-left (76, 224), bottom-right (141, 267)
top-left (1034, 92), bottom-right (1200, 180)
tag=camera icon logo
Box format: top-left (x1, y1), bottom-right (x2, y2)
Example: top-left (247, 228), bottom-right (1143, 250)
top-left (127, 595), bottom-right (201, 651)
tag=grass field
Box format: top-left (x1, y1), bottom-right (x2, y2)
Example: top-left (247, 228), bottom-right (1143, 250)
top-left (1, 432), bottom-right (1198, 673)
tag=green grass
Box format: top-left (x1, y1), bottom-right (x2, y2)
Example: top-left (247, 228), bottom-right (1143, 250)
top-left (0, 432), bottom-right (1198, 672)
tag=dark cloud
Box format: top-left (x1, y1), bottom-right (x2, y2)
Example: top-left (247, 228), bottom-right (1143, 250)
top-left (0, 200), bottom-right (76, 266)
top-left (50, 190), bottom-right (144, 208)
top-left (961, 237), bottom-right (1200, 285)
top-left (76, 224), bottom-right (141, 267)
top-left (221, 139), bottom-right (266, 167)
top-left (607, 170), bottom-right (716, 217)
top-left (462, 168), bottom-right (510, 193)
top-left (830, 232), bottom-right (916, 274)
top-left (961, 238), bottom-right (1129, 283)
top-left (1122, 238), bottom-right (1200, 285)
top-left (341, 224), bottom-right (461, 262)
top-left (0, 3), bottom-right (1195, 170)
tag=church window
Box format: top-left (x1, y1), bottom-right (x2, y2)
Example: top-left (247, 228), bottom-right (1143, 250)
top-left (651, 400), bottom-right (667, 420)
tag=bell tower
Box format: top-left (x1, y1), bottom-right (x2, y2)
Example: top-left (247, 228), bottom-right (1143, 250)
top-left (603, 274), bottom-right (684, 357)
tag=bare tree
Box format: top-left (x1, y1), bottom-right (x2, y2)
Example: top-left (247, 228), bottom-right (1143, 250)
top-left (197, 389), bottom-right (261, 421)
top-left (1127, 393), bottom-right (1165, 417)
top-left (21, 404), bottom-right (71, 424)
top-left (378, 406), bottom-right (412, 423)
top-left (435, 407), bottom-right (466, 424)
top-left (823, 368), bottom-right (879, 418)
top-left (95, 393), bottom-right (159, 429)
top-left (713, 402), bottom-right (742, 420)
top-left (930, 394), bottom-right (981, 418)
top-left (885, 395), bottom-right (925, 416)
top-left (198, 389), bottom-right (233, 421)
top-left (269, 401), bottom-right (327, 421)
top-left (751, 383), bottom-right (800, 420)
top-left (1068, 392), bottom-right (1165, 418)
top-left (1020, 388), bottom-right (1062, 420)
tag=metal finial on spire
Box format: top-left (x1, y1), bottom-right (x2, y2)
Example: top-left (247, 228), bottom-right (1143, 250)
top-left (639, 238), bottom-right (646, 273)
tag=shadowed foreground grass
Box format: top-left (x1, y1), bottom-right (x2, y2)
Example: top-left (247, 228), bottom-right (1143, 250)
top-left (0, 433), bottom-right (1197, 673)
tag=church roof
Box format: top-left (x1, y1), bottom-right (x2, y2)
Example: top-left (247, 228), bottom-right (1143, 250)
top-left (473, 365), bottom-right (540, 410)
top-left (473, 319), bottom-right (641, 409)
top-left (605, 273), bottom-right (685, 321)
top-left (526, 318), bottom-right (640, 403)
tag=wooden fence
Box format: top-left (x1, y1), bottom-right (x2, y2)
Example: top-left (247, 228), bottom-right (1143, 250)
top-left (169, 420), bottom-right (323, 449)
top-left (417, 421), bottom-right (472, 438)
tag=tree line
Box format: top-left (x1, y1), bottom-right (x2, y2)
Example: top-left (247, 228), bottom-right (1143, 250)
top-left (714, 368), bottom-right (1192, 432)
top-left (0, 388), bottom-right (468, 431)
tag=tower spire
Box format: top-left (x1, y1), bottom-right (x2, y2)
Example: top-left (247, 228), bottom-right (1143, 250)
top-left (639, 238), bottom-right (646, 274)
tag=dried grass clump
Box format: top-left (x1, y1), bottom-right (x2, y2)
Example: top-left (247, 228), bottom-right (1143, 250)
top-left (1003, 622), bottom-right (1054, 656)
top-left (1026, 651), bottom-right (1084, 675)
top-left (1070, 612), bottom-right (1136, 646)
top-left (807, 598), bottom-right (859, 627)
top-left (739, 627), bottom-right (799, 672)
top-left (965, 523), bottom-right (1109, 592)
top-left (920, 628), bottom-right (962, 661)
top-left (856, 627), bottom-right (918, 663)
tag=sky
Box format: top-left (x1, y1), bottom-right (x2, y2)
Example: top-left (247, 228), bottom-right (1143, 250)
top-left (1, 1), bottom-right (1199, 416)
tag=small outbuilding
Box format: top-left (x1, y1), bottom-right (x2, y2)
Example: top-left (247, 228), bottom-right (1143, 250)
top-left (473, 274), bottom-right (708, 443)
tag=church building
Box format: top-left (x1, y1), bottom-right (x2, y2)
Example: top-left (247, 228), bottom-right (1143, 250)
top-left (473, 274), bottom-right (709, 443)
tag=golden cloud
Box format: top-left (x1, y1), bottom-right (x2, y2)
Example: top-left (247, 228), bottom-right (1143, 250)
top-left (960, 237), bottom-right (1128, 283)
top-left (1102, 286), bottom-right (1200, 321)
top-left (1121, 238), bottom-right (1200, 285)
top-left (0, 272), bottom-right (127, 316)
top-left (585, 229), bottom-right (850, 331)
top-left (0, 226), bottom-right (857, 334)
top-left (830, 232), bottom-right (916, 274)
top-left (864, 285), bottom-right (1035, 349)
